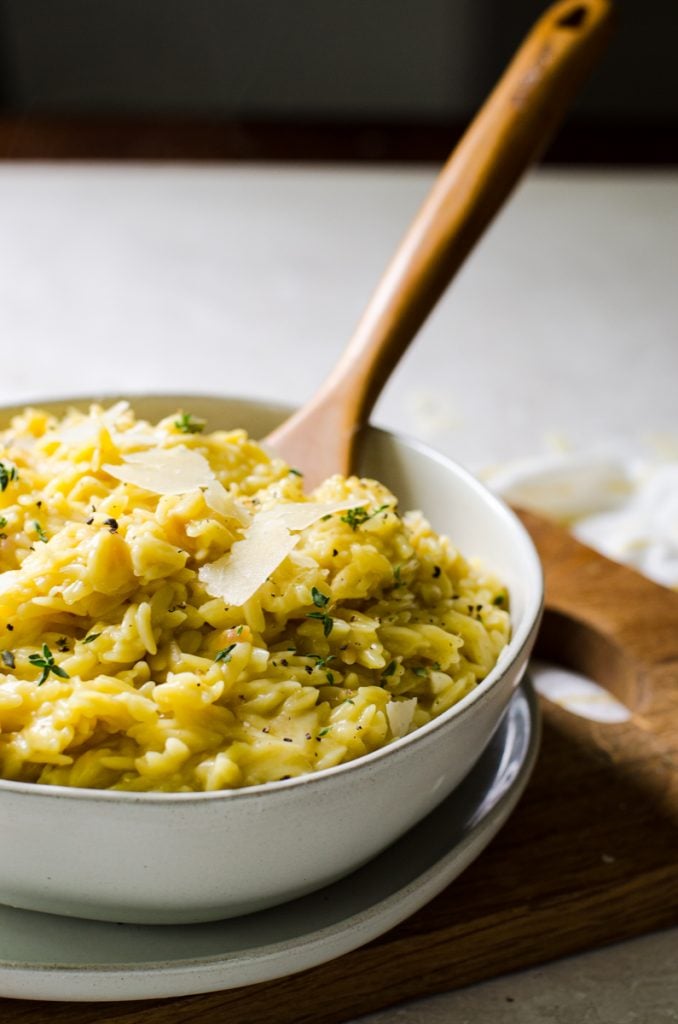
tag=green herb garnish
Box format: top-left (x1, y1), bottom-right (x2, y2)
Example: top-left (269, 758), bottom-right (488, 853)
top-left (289, 468), bottom-right (303, 477)
top-left (341, 504), bottom-right (390, 531)
top-left (33, 521), bottom-right (47, 543)
top-left (311, 587), bottom-right (329, 608)
top-left (174, 412), bottom-right (205, 434)
top-left (82, 633), bottom-right (101, 644)
top-left (0, 517), bottom-right (7, 529)
top-left (1, 650), bottom-right (15, 669)
top-left (307, 611), bottom-right (334, 637)
top-left (215, 644), bottom-right (237, 663)
top-left (340, 506), bottom-right (369, 530)
top-left (493, 593), bottom-right (506, 606)
top-left (0, 463), bottom-right (18, 492)
top-left (27, 644), bottom-right (69, 685)
top-left (309, 653), bottom-right (335, 671)
top-left (317, 727), bottom-right (331, 738)
top-left (382, 660), bottom-right (397, 677)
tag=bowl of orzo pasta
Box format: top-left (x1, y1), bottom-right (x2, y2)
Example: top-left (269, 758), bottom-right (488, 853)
top-left (0, 394), bottom-right (542, 923)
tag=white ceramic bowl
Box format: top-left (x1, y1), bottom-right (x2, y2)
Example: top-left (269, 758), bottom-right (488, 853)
top-left (0, 395), bottom-right (543, 924)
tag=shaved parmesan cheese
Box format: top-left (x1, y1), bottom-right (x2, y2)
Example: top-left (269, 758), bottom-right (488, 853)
top-left (101, 401), bottom-right (131, 425)
top-left (258, 499), bottom-right (360, 532)
top-left (386, 697), bottom-right (417, 738)
top-left (199, 520), bottom-right (297, 606)
top-left (52, 416), bottom-right (102, 447)
top-left (103, 447), bottom-right (214, 495)
top-left (53, 403), bottom-right (131, 447)
top-left (203, 479), bottom-right (251, 526)
top-left (197, 499), bottom-right (360, 605)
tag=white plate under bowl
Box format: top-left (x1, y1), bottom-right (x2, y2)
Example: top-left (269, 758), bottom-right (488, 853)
top-left (0, 678), bottom-right (539, 1002)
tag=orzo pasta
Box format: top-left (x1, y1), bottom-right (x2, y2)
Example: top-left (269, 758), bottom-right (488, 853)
top-left (0, 404), bottom-right (509, 791)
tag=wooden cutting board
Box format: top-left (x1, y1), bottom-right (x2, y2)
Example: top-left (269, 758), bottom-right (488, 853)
top-left (3, 510), bottom-right (678, 1023)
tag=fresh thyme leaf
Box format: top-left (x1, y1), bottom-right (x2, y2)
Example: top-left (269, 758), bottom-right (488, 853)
top-left (82, 633), bottom-right (101, 644)
top-left (0, 463), bottom-right (18, 492)
top-left (33, 521), bottom-right (48, 543)
top-left (1, 650), bottom-right (14, 669)
top-left (317, 727), bottom-right (331, 738)
top-left (215, 643), bottom-right (237, 663)
top-left (340, 506), bottom-right (369, 530)
top-left (341, 504), bottom-right (391, 531)
top-left (288, 468), bottom-right (303, 477)
top-left (311, 587), bottom-right (329, 608)
top-left (413, 667), bottom-right (428, 678)
top-left (307, 611), bottom-right (334, 637)
top-left (310, 653), bottom-right (335, 670)
top-left (174, 412), bottom-right (205, 434)
top-left (325, 671), bottom-right (335, 684)
top-left (27, 644), bottom-right (69, 685)
top-left (0, 517), bottom-right (7, 529)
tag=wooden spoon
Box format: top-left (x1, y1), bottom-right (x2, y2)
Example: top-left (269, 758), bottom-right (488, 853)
top-left (266, 0), bottom-right (613, 486)
top-left (265, 0), bottom-right (678, 860)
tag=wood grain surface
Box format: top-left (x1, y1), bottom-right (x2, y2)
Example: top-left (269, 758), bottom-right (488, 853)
top-left (2, 509), bottom-right (677, 1021)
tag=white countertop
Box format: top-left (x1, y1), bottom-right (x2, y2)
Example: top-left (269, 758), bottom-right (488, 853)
top-left (1, 165), bottom-right (677, 470)
top-left (0, 164), bottom-right (676, 1020)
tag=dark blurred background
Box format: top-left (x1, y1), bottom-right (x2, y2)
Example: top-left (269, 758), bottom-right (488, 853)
top-left (0, 0), bottom-right (675, 162)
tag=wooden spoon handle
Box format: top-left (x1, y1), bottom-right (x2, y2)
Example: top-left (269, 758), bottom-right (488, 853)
top-left (267, 0), bottom-right (613, 484)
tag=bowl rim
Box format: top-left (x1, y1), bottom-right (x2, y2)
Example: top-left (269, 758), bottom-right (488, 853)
top-left (0, 392), bottom-right (544, 804)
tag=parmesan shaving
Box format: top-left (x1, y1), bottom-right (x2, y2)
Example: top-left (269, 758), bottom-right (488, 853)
top-left (103, 447), bottom-right (215, 495)
top-left (257, 499), bottom-right (360, 532)
top-left (203, 479), bottom-right (251, 526)
top-left (197, 499), bottom-right (361, 605)
top-left (386, 697), bottom-right (417, 738)
top-left (198, 520), bottom-right (297, 606)
top-left (52, 416), bottom-right (102, 447)
top-left (101, 401), bottom-right (131, 425)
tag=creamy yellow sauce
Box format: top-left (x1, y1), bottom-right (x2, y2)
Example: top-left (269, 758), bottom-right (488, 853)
top-left (0, 404), bottom-right (509, 791)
